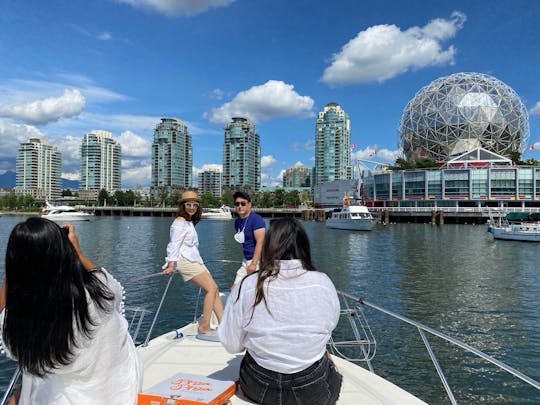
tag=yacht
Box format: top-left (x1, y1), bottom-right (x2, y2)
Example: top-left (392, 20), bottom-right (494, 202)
top-left (201, 205), bottom-right (233, 220)
top-left (326, 195), bottom-right (376, 231)
top-left (41, 202), bottom-right (94, 222)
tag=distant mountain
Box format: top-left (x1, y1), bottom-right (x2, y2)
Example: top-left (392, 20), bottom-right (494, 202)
top-left (0, 171), bottom-right (79, 190)
top-left (0, 171), bottom-right (16, 188)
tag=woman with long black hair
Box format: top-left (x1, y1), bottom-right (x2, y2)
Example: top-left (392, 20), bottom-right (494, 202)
top-left (0, 217), bottom-right (141, 404)
top-left (218, 217), bottom-right (342, 404)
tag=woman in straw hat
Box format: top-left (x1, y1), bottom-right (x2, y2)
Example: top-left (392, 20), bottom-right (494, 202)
top-left (163, 191), bottom-right (223, 335)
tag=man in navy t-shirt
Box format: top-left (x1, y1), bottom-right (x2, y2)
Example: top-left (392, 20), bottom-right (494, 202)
top-left (232, 191), bottom-right (266, 288)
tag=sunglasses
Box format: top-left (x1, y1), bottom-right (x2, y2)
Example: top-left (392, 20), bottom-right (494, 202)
top-left (234, 201), bottom-right (248, 207)
top-left (185, 202), bottom-right (200, 208)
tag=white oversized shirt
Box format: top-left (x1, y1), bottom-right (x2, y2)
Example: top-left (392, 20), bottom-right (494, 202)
top-left (165, 219), bottom-right (204, 265)
top-left (0, 269), bottom-right (142, 405)
top-left (218, 260), bottom-right (340, 374)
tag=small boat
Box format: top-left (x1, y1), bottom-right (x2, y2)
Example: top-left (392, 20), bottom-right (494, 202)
top-left (488, 211), bottom-right (540, 242)
top-left (41, 202), bottom-right (94, 222)
top-left (201, 205), bottom-right (233, 220)
top-left (490, 222), bottom-right (540, 242)
top-left (326, 196), bottom-right (376, 231)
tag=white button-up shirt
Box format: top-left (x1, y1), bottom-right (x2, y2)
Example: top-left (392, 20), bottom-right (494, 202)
top-left (165, 219), bottom-right (204, 265)
top-left (218, 260), bottom-right (340, 374)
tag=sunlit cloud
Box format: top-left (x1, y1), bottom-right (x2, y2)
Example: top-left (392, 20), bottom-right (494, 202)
top-left (0, 89), bottom-right (86, 125)
top-left (322, 11), bottom-right (466, 86)
top-left (530, 101), bottom-right (540, 116)
top-left (209, 80), bottom-right (314, 125)
top-left (115, 0), bottom-right (237, 17)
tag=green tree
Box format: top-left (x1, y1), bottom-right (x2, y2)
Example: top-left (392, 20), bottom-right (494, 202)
top-left (273, 188), bottom-right (285, 207)
top-left (201, 192), bottom-right (220, 207)
top-left (220, 189), bottom-right (234, 207)
top-left (98, 189), bottom-right (110, 206)
top-left (62, 189), bottom-right (73, 197)
top-left (284, 190), bottom-right (300, 207)
top-left (523, 158), bottom-right (539, 166)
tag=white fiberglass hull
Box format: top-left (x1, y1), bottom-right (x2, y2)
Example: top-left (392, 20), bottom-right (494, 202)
top-left (326, 218), bottom-right (376, 231)
top-left (491, 226), bottom-right (540, 241)
top-left (137, 322), bottom-right (426, 404)
top-left (42, 213), bottom-right (94, 222)
top-left (201, 212), bottom-right (233, 220)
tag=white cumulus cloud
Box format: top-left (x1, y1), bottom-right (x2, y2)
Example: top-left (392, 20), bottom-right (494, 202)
top-left (0, 120), bottom-right (45, 159)
top-left (530, 101), bottom-right (540, 116)
top-left (353, 147), bottom-right (400, 163)
top-left (0, 89), bottom-right (86, 125)
top-left (117, 130), bottom-right (152, 158)
top-left (115, 0), bottom-right (236, 16)
top-left (322, 11), bottom-right (466, 86)
top-left (209, 80), bottom-right (315, 125)
top-left (261, 155), bottom-right (277, 168)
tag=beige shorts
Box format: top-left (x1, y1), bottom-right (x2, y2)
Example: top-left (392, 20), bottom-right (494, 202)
top-left (177, 257), bottom-right (209, 282)
top-left (234, 259), bottom-right (259, 285)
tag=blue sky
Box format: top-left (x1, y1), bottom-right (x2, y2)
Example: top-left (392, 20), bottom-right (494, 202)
top-left (1, 0), bottom-right (539, 188)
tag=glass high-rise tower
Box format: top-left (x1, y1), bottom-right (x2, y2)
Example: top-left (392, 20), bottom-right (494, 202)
top-left (80, 130), bottom-right (121, 198)
top-left (151, 118), bottom-right (192, 197)
top-left (314, 103), bottom-right (352, 186)
top-left (222, 117), bottom-right (260, 191)
top-left (16, 137), bottom-right (62, 200)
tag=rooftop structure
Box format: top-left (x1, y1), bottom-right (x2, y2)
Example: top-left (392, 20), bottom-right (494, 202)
top-left (399, 72), bottom-right (529, 162)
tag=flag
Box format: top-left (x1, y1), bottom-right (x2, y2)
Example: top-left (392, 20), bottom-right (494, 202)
top-left (368, 150), bottom-right (377, 157)
top-left (530, 144), bottom-right (536, 150)
top-left (350, 143), bottom-right (357, 150)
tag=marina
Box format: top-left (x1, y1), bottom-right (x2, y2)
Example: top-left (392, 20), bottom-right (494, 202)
top-left (0, 215), bottom-right (539, 403)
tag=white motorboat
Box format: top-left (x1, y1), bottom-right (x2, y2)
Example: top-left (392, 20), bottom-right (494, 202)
top-left (202, 205), bottom-right (233, 220)
top-left (41, 203), bottom-right (94, 222)
top-left (326, 196), bottom-right (376, 231)
top-left (3, 264), bottom-right (540, 404)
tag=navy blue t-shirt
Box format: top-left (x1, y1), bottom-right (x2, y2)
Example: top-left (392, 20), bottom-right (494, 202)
top-left (234, 212), bottom-right (266, 260)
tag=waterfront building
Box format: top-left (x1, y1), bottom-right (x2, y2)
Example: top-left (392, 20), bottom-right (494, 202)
top-left (151, 118), bottom-right (192, 198)
top-left (80, 130), bottom-right (121, 200)
top-left (399, 72), bottom-right (529, 162)
top-left (15, 137), bottom-right (62, 200)
top-left (222, 117), bottom-right (260, 191)
top-left (283, 162), bottom-right (312, 188)
top-left (363, 148), bottom-right (540, 208)
top-left (199, 168), bottom-right (222, 197)
top-left (314, 179), bottom-right (357, 208)
top-left (314, 102), bottom-right (352, 186)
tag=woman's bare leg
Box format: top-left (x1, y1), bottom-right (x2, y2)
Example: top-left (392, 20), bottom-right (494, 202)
top-left (190, 271), bottom-right (223, 331)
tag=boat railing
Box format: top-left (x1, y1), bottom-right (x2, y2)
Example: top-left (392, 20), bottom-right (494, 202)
top-left (4, 265), bottom-right (540, 404)
top-left (335, 290), bottom-right (540, 405)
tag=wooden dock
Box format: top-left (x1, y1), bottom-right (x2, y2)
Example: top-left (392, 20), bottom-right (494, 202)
top-left (83, 206), bottom-right (540, 225)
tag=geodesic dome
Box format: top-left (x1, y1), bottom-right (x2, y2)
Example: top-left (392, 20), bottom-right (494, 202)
top-left (399, 72), bottom-right (530, 161)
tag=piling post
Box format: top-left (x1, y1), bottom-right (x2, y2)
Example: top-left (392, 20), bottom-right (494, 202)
top-left (384, 209), bottom-right (390, 225)
top-left (439, 210), bottom-right (444, 225)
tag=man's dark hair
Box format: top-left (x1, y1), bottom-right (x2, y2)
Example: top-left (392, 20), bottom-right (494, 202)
top-left (233, 191), bottom-right (251, 202)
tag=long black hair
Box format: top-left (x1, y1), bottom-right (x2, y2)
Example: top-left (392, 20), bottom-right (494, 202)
top-left (2, 217), bottom-right (114, 376)
top-left (243, 217), bottom-right (316, 311)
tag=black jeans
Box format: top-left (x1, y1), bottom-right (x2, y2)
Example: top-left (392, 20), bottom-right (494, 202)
top-left (239, 351), bottom-right (343, 405)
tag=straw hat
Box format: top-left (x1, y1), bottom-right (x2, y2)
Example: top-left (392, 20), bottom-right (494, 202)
top-left (179, 190), bottom-right (201, 204)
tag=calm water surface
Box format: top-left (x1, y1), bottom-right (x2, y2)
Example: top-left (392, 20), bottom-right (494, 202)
top-left (0, 215), bottom-right (539, 403)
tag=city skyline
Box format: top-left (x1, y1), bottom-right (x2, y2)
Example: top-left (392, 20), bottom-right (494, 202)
top-left (1, 0), bottom-right (540, 189)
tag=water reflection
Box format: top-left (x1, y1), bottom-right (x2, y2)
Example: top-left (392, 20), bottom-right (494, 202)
top-left (0, 216), bottom-right (538, 403)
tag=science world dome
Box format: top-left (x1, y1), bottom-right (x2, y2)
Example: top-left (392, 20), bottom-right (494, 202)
top-left (399, 72), bottom-right (530, 161)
